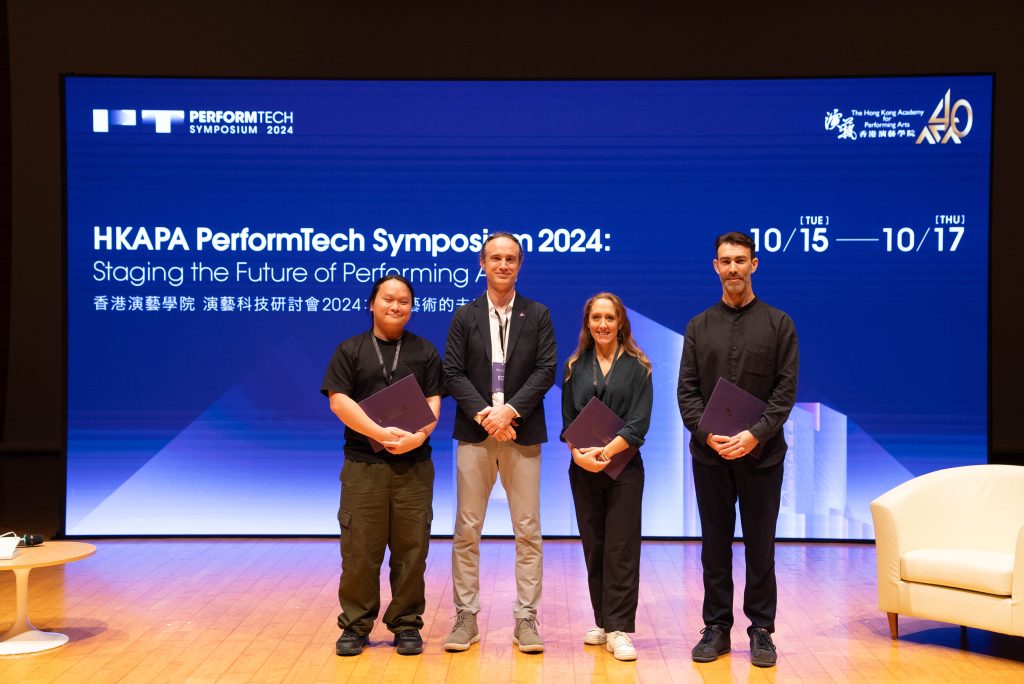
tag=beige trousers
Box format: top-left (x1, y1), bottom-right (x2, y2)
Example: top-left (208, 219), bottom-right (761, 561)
top-left (451, 436), bottom-right (543, 619)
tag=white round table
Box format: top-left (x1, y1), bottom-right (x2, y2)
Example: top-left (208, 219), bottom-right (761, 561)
top-left (0, 541), bottom-right (96, 655)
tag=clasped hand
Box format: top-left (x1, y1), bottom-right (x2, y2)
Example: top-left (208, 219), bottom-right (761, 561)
top-left (477, 405), bottom-right (518, 442)
top-left (571, 445), bottom-right (609, 473)
top-left (707, 429), bottom-right (759, 460)
top-left (378, 427), bottom-right (425, 455)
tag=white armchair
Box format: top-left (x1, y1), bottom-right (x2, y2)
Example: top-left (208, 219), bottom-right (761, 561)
top-left (870, 464), bottom-right (1024, 638)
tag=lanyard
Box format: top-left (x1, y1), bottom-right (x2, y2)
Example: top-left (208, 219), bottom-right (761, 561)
top-left (370, 333), bottom-right (402, 385)
top-left (592, 344), bottom-right (620, 398)
top-left (493, 307), bottom-right (510, 361)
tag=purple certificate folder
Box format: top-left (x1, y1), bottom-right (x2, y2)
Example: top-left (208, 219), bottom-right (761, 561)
top-left (563, 396), bottom-right (637, 480)
top-left (358, 374), bottom-right (436, 452)
top-left (697, 377), bottom-right (768, 457)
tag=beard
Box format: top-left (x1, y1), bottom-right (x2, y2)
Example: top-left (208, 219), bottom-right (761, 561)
top-left (723, 276), bottom-right (747, 293)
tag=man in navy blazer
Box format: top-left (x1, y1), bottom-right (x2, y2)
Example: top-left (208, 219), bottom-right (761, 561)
top-left (442, 232), bottom-right (557, 653)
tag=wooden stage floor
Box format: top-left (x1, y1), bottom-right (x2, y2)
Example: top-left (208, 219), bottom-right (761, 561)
top-left (1, 538), bottom-right (1022, 682)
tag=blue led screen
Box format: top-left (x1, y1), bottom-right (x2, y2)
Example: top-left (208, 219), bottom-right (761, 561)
top-left (64, 76), bottom-right (991, 537)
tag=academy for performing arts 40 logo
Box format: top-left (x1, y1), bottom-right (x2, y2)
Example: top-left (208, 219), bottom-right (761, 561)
top-left (915, 89), bottom-right (973, 144)
top-left (823, 89), bottom-right (973, 145)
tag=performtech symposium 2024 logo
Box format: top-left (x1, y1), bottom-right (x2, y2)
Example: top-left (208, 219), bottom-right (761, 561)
top-left (92, 109), bottom-right (184, 133)
top-left (91, 108), bottom-right (295, 136)
top-left (824, 89), bottom-right (974, 144)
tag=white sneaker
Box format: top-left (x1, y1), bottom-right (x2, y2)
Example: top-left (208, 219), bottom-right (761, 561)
top-left (606, 631), bottom-right (637, 661)
top-left (584, 626), bottom-right (607, 645)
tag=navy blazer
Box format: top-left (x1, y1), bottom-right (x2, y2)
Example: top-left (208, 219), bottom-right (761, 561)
top-left (444, 293), bottom-right (557, 445)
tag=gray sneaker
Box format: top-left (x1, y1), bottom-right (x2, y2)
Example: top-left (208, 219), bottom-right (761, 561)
top-left (513, 616), bottom-right (544, 653)
top-left (443, 610), bottom-right (480, 651)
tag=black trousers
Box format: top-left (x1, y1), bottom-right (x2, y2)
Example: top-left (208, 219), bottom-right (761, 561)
top-left (692, 458), bottom-right (784, 633)
top-left (569, 455), bottom-right (644, 633)
top-left (337, 458), bottom-right (434, 635)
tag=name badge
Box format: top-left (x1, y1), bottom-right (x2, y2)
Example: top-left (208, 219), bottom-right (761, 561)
top-left (491, 361), bottom-right (506, 393)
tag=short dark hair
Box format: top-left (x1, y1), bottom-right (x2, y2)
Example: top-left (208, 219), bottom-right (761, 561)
top-left (368, 274), bottom-right (414, 306)
top-left (715, 231), bottom-right (756, 258)
top-left (479, 232), bottom-right (523, 262)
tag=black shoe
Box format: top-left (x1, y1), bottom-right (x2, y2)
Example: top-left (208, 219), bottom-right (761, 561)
top-left (335, 628), bottom-right (368, 656)
top-left (691, 625), bottom-right (731, 663)
top-left (749, 627), bottom-right (777, 668)
top-left (393, 628), bottom-right (424, 656)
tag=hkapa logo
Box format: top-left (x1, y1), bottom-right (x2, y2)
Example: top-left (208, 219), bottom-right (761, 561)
top-left (92, 109), bottom-right (185, 134)
top-left (916, 90), bottom-right (973, 144)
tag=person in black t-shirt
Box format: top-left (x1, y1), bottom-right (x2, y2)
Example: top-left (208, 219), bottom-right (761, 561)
top-left (321, 275), bottom-right (443, 657)
top-left (561, 292), bottom-right (652, 662)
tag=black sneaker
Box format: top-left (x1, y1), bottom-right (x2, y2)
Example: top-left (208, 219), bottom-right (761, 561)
top-left (749, 627), bottom-right (777, 668)
top-left (335, 628), bottom-right (368, 656)
top-left (691, 625), bottom-right (730, 662)
top-left (393, 628), bottom-right (424, 656)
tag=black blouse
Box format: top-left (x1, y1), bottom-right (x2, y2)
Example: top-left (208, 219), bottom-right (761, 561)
top-left (560, 346), bottom-right (653, 450)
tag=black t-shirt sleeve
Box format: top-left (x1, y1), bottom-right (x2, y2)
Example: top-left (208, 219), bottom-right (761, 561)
top-left (321, 341), bottom-right (357, 397)
top-left (420, 342), bottom-right (444, 398)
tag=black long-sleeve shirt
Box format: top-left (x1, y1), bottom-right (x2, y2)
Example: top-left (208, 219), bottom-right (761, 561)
top-left (561, 347), bottom-right (653, 451)
top-left (677, 297), bottom-right (799, 468)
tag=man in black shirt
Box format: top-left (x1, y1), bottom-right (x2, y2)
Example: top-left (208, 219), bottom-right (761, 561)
top-left (677, 231), bottom-right (798, 668)
top-left (321, 275), bottom-right (444, 657)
